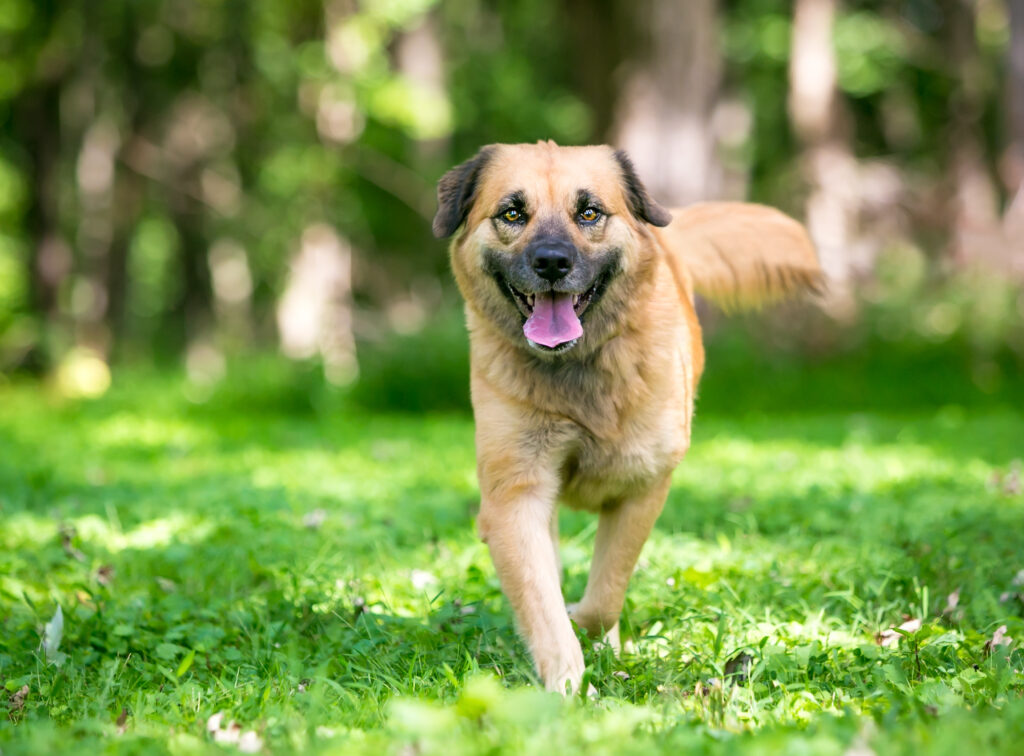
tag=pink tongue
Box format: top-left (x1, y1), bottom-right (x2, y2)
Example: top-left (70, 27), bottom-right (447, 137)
top-left (523, 291), bottom-right (583, 348)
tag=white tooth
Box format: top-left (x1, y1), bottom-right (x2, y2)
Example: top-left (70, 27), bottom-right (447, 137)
top-left (573, 294), bottom-right (580, 306)
top-left (527, 294), bottom-right (534, 307)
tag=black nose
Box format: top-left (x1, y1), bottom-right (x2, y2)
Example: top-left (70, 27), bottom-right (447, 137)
top-left (527, 241), bottom-right (576, 282)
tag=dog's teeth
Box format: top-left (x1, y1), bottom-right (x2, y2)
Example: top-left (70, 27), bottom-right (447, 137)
top-left (527, 294), bottom-right (534, 307)
top-left (573, 294), bottom-right (580, 306)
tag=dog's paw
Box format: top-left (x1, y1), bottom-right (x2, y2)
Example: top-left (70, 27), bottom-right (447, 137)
top-left (567, 602), bottom-right (621, 653)
top-left (536, 637), bottom-right (586, 696)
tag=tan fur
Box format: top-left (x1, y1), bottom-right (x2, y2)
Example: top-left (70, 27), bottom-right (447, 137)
top-left (658, 202), bottom-right (825, 311)
top-left (435, 141), bottom-right (821, 693)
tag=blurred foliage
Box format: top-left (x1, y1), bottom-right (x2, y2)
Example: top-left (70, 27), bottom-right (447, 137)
top-left (0, 0), bottom-right (1021, 404)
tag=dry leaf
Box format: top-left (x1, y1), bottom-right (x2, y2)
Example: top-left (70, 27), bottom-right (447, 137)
top-left (410, 570), bottom-right (438, 590)
top-left (876, 617), bottom-right (922, 647)
top-left (1003, 461), bottom-right (1021, 496)
top-left (9, 685), bottom-right (29, 713)
top-left (984, 625), bottom-right (1012, 653)
top-left (725, 651), bottom-right (754, 683)
top-left (214, 722), bottom-right (242, 745)
top-left (60, 525), bottom-right (86, 562)
top-left (303, 509), bottom-right (327, 529)
top-left (41, 605), bottom-right (67, 665)
top-left (207, 711), bottom-right (264, 752)
top-left (238, 730), bottom-right (264, 753)
top-left (97, 565), bottom-right (115, 587)
top-left (943, 589), bottom-right (960, 615)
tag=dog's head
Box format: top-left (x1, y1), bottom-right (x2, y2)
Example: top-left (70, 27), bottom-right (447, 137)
top-left (433, 142), bottom-right (671, 357)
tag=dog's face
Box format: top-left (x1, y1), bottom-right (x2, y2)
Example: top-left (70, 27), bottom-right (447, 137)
top-left (434, 142), bottom-right (671, 357)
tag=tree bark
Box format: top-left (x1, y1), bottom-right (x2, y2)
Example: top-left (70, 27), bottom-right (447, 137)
top-left (564, 0), bottom-right (630, 140)
top-left (1005, 0), bottom-right (1024, 205)
top-left (16, 87), bottom-right (65, 323)
top-left (788, 0), bottom-right (860, 296)
top-left (1004, 1), bottom-right (1024, 257)
top-left (611, 0), bottom-right (723, 206)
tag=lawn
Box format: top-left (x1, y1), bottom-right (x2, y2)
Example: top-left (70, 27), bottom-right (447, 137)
top-left (1, 350), bottom-right (1022, 754)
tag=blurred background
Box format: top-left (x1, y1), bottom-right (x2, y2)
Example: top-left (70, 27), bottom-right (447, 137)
top-left (0, 0), bottom-right (1022, 411)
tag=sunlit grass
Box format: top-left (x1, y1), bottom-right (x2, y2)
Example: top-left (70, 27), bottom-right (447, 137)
top-left (0, 367), bottom-right (1022, 754)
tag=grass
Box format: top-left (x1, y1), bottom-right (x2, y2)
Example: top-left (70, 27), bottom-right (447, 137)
top-left (0, 346), bottom-right (1022, 755)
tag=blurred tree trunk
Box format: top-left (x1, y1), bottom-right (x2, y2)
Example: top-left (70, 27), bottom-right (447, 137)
top-left (104, 6), bottom-right (147, 354)
top-left (788, 0), bottom-right (860, 299)
top-left (611, 0), bottom-right (723, 206)
top-left (1005, 0), bottom-right (1024, 232)
top-left (15, 85), bottom-right (68, 367)
top-left (395, 12), bottom-right (449, 161)
top-left (943, 0), bottom-right (1001, 264)
top-left (276, 224), bottom-right (357, 385)
top-left (1010, 1), bottom-right (1024, 166)
top-left (564, 0), bottom-right (630, 139)
top-left (173, 196), bottom-right (213, 347)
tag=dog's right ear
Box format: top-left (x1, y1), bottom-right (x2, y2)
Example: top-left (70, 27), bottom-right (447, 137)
top-left (432, 147), bottom-right (495, 239)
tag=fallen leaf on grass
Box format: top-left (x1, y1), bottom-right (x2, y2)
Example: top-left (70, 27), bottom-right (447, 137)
top-left (998, 572), bottom-right (1024, 605)
top-left (116, 706), bottom-right (129, 734)
top-left (155, 577), bottom-right (177, 593)
top-left (41, 605), bottom-right (67, 666)
top-left (990, 461), bottom-right (1022, 496)
top-left (943, 589), bottom-right (960, 615)
top-left (724, 651), bottom-right (754, 683)
top-left (207, 711), bottom-right (264, 753)
top-left (984, 625), bottom-right (1012, 653)
top-left (9, 685), bottom-right (29, 714)
top-left (410, 570), bottom-right (438, 590)
top-left (237, 730), bottom-right (263, 753)
top-left (97, 565), bottom-right (115, 586)
top-left (876, 617), bottom-right (922, 647)
top-left (60, 525), bottom-right (86, 562)
top-left (303, 509), bottom-right (327, 529)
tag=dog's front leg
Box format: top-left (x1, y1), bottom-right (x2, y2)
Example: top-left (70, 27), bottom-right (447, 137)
top-left (478, 484), bottom-right (583, 694)
top-left (569, 474), bottom-right (672, 641)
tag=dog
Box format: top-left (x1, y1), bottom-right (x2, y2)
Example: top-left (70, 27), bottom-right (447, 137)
top-left (432, 141), bottom-right (822, 693)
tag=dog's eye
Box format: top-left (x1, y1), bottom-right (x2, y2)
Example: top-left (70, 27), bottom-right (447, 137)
top-left (502, 208), bottom-right (523, 223)
top-left (579, 207), bottom-right (601, 224)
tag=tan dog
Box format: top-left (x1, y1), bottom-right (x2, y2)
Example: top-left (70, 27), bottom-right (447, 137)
top-left (433, 141), bottom-right (822, 693)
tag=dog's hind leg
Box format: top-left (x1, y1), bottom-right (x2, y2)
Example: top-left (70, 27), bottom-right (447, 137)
top-left (568, 474), bottom-right (671, 646)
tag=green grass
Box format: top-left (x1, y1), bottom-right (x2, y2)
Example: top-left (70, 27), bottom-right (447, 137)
top-left (1, 354), bottom-right (1022, 755)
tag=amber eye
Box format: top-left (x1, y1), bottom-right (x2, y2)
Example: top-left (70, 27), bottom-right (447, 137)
top-left (502, 208), bottom-right (522, 223)
top-left (579, 207), bottom-right (600, 223)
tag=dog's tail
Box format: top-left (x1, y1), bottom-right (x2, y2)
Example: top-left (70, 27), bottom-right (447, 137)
top-left (658, 202), bottom-right (824, 311)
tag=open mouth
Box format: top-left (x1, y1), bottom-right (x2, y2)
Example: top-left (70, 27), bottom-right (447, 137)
top-left (495, 269), bottom-right (613, 352)
top-left (501, 272), bottom-right (607, 322)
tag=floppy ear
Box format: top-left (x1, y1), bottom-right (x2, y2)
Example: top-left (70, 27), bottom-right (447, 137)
top-left (613, 149), bottom-right (672, 227)
top-left (432, 147), bottom-right (495, 239)
top-left (662, 202), bottom-right (824, 310)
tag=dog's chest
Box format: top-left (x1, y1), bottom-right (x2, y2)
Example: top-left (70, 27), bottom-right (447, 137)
top-left (559, 404), bottom-right (689, 509)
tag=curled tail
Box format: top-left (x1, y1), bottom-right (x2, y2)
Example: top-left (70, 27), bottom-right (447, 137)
top-left (658, 202), bottom-right (824, 311)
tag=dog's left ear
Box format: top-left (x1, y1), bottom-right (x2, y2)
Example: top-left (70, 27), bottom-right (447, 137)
top-left (613, 150), bottom-right (672, 227)
top-left (432, 146), bottom-right (495, 239)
